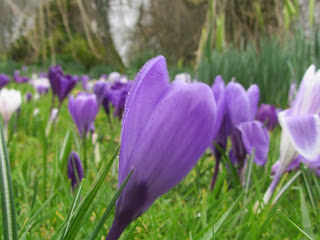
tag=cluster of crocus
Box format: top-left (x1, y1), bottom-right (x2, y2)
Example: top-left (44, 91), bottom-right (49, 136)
top-left (0, 88), bottom-right (22, 140)
top-left (263, 65), bottom-right (320, 204)
top-left (13, 70), bottom-right (29, 83)
top-left (0, 74), bottom-right (10, 89)
top-left (93, 77), bottom-right (132, 119)
top-left (210, 76), bottom-right (270, 189)
top-left (67, 151), bottom-right (84, 190)
top-left (106, 56), bottom-right (217, 239)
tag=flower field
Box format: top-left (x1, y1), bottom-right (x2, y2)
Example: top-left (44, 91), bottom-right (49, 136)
top-left (0, 49), bottom-right (319, 240)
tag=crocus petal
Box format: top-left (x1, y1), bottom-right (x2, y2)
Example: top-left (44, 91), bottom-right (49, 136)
top-left (247, 84), bottom-right (259, 120)
top-left (119, 56), bottom-right (170, 182)
top-left (211, 75), bottom-right (226, 137)
top-left (292, 65), bottom-right (320, 115)
top-left (237, 120), bottom-right (270, 165)
top-left (117, 82), bottom-right (216, 221)
top-left (225, 82), bottom-right (250, 127)
top-left (279, 109), bottom-right (320, 160)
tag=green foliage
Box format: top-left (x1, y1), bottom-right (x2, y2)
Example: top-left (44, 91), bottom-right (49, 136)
top-left (62, 34), bottom-right (104, 70)
top-left (197, 30), bottom-right (320, 107)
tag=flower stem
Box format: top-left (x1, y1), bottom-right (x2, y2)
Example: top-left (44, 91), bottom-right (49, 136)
top-left (210, 156), bottom-right (220, 190)
top-left (263, 168), bottom-right (283, 204)
top-left (105, 218), bottom-right (127, 240)
top-left (82, 133), bottom-right (87, 173)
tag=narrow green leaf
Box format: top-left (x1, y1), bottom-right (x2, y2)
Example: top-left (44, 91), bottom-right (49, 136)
top-left (277, 209), bottom-right (314, 240)
top-left (299, 186), bottom-right (313, 237)
top-left (89, 170), bottom-right (134, 240)
top-left (300, 163), bottom-right (316, 209)
top-left (59, 130), bottom-right (72, 168)
top-left (0, 119), bottom-right (18, 240)
top-left (63, 146), bottom-right (120, 240)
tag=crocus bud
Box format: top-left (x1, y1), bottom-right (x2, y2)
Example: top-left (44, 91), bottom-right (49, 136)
top-left (68, 93), bottom-right (98, 137)
top-left (106, 56), bottom-right (217, 239)
top-left (0, 74), bottom-right (10, 89)
top-left (256, 104), bottom-right (279, 131)
top-left (48, 65), bottom-right (63, 95)
top-left (31, 77), bottom-right (50, 95)
top-left (68, 151), bottom-right (84, 190)
top-left (56, 75), bottom-right (78, 103)
top-left (25, 92), bottom-right (32, 102)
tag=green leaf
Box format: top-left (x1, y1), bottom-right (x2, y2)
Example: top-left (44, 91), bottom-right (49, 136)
top-left (89, 169), bottom-right (134, 240)
top-left (277, 209), bottom-right (314, 240)
top-left (300, 163), bottom-right (316, 209)
top-left (0, 119), bottom-right (18, 240)
top-left (62, 145), bottom-right (120, 240)
top-left (59, 130), bottom-right (72, 168)
top-left (299, 186), bottom-right (313, 237)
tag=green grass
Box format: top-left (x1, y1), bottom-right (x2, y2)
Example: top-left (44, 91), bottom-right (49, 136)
top-left (0, 76), bottom-right (319, 240)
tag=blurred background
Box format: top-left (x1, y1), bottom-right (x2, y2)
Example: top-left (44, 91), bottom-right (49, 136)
top-left (0, 0), bottom-right (319, 106)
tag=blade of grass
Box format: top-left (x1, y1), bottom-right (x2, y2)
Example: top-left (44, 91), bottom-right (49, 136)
top-left (62, 146), bottom-right (120, 240)
top-left (0, 119), bottom-right (18, 240)
top-left (299, 186), bottom-right (313, 237)
top-left (300, 163), bottom-right (316, 210)
top-left (277, 209), bottom-right (314, 240)
top-left (88, 169), bottom-right (134, 240)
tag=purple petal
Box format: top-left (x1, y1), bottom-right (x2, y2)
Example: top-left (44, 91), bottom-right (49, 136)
top-left (279, 109), bottom-right (320, 160)
top-left (211, 75), bottom-right (226, 137)
top-left (256, 104), bottom-right (279, 131)
top-left (237, 120), bottom-right (270, 165)
top-left (247, 84), bottom-right (259, 120)
top-left (117, 81), bottom-right (217, 222)
top-left (119, 56), bottom-right (170, 182)
top-left (225, 82), bottom-right (251, 127)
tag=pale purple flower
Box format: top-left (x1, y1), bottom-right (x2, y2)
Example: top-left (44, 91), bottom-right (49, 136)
top-left (256, 104), bottom-right (279, 131)
top-left (108, 72), bottom-right (121, 83)
top-left (174, 73), bottom-right (192, 83)
top-left (68, 93), bottom-right (98, 137)
top-left (106, 56), bottom-right (217, 239)
top-left (81, 75), bottom-right (90, 92)
top-left (68, 151), bottom-right (84, 189)
top-left (0, 74), bottom-right (10, 89)
top-left (31, 77), bottom-right (50, 95)
top-left (210, 78), bottom-right (270, 189)
top-left (264, 65), bottom-right (320, 204)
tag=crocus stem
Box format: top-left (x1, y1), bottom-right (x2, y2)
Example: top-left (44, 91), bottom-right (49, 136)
top-left (50, 94), bottom-right (55, 112)
top-left (82, 133), bottom-right (87, 173)
top-left (106, 218), bottom-right (127, 240)
top-left (263, 168), bottom-right (283, 204)
top-left (4, 121), bottom-right (8, 142)
top-left (210, 156), bottom-right (220, 190)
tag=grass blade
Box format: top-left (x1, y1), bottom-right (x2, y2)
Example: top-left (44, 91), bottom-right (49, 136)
top-left (300, 163), bottom-right (316, 209)
top-left (0, 119), bottom-right (18, 240)
top-left (89, 169), bottom-right (134, 240)
top-left (277, 209), bottom-right (314, 240)
top-left (62, 146), bottom-right (120, 240)
top-left (299, 186), bottom-right (313, 237)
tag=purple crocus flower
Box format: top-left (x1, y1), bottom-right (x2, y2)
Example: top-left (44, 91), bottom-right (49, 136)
top-left (210, 78), bottom-right (270, 189)
top-left (14, 70), bottom-right (29, 83)
top-left (256, 104), bottom-right (279, 131)
top-left (48, 65), bottom-right (64, 96)
top-left (56, 75), bottom-right (78, 103)
top-left (93, 81), bottom-right (110, 105)
top-left (68, 151), bottom-right (84, 189)
top-left (31, 77), bottom-right (50, 95)
top-left (25, 92), bottom-right (32, 102)
top-left (68, 93), bottom-right (98, 137)
top-left (106, 56), bottom-right (217, 239)
top-left (264, 65), bottom-right (320, 204)
top-left (109, 81), bottom-right (133, 119)
top-left (225, 82), bottom-right (269, 168)
top-left (0, 74), bottom-right (10, 89)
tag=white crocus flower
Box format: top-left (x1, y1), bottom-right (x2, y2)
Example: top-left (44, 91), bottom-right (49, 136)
top-left (0, 88), bottom-right (22, 140)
